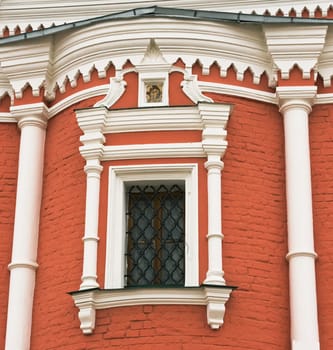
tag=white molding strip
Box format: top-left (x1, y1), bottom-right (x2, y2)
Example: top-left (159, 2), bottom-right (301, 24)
top-left (102, 142), bottom-right (205, 161)
top-left (104, 106), bottom-right (203, 133)
top-left (48, 85), bottom-right (109, 119)
top-left (0, 112), bottom-right (15, 123)
top-left (70, 285), bottom-right (234, 334)
top-left (199, 81), bottom-right (277, 105)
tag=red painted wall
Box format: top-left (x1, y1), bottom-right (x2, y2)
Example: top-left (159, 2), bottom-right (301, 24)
top-left (310, 104), bottom-right (333, 350)
top-left (0, 123), bottom-right (19, 350)
top-left (24, 79), bottom-right (290, 349)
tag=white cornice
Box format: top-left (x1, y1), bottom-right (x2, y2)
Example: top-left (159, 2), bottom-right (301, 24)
top-left (318, 29), bottom-right (333, 87)
top-left (199, 81), bottom-right (277, 105)
top-left (76, 103), bottom-right (232, 160)
top-left (1, 1), bottom-right (332, 32)
top-left (102, 142), bottom-right (205, 161)
top-left (104, 106), bottom-right (202, 133)
top-left (0, 112), bottom-right (14, 123)
top-left (264, 25), bottom-right (328, 80)
top-left (315, 93), bottom-right (333, 105)
top-left (0, 37), bottom-right (52, 98)
top-left (0, 18), bottom-right (273, 99)
top-left (47, 19), bottom-right (272, 95)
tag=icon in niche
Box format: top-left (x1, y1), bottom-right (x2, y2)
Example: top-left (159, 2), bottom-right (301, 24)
top-left (145, 82), bottom-right (163, 103)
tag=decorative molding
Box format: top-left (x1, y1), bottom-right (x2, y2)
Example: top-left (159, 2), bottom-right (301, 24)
top-left (264, 25), bottom-right (328, 80)
top-left (0, 37), bottom-right (52, 99)
top-left (181, 75), bottom-right (213, 103)
top-left (104, 105), bottom-right (203, 133)
top-left (102, 143), bottom-right (205, 161)
top-left (1, 1), bottom-right (331, 33)
top-left (276, 86), bottom-right (317, 113)
top-left (48, 85), bottom-right (108, 119)
top-left (0, 20), bottom-right (272, 98)
top-left (11, 102), bottom-right (48, 129)
top-left (105, 163), bottom-right (199, 289)
top-left (0, 112), bottom-right (15, 123)
top-left (8, 260), bottom-right (39, 270)
top-left (46, 79), bottom-right (277, 121)
top-left (73, 102), bottom-right (234, 334)
top-left (70, 285), bottom-right (234, 334)
top-left (286, 251), bottom-right (318, 261)
top-left (94, 77), bottom-right (127, 108)
top-left (199, 81), bottom-right (277, 104)
top-left (199, 102), bottom-right (232, 286)
top-left (317, 29), bottom-right (333, 87)
top-left (76, 107), bottom-right (107, 290)
top-left (315, 93), bottom-right (333, 105)
top-left (75, 102), bottom-right (233, 160)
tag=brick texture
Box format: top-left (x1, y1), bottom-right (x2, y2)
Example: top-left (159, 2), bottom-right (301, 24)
top-left (0, 123), bottom-right (19, 350)
top-left (310, 104), bottom-right (333, 350)
top-left (27, 91), bottom-right (290, 350)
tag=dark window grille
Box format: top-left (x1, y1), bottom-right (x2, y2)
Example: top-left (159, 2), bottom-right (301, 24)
top-left (125, 183), bottom-right (185, 287)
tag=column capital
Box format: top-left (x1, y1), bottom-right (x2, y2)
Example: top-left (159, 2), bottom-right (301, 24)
top-left (10, 102), bottom-right (49, 129)
top-left (76, 107), bottom-right (107, 161)
top-left (198, 102), bottom-right (233, 129)
top-left (276, 86), bottom-right (317, 115)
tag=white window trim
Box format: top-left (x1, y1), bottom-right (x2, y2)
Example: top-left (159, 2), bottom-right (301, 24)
top-left (73, 103), bottom-right (234, 335)
top-left (105, 163), bottom-right (199, 289)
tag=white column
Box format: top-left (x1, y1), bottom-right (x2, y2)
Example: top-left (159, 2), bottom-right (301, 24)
top-left (204, 155), bottom-right (225, 285)
top-left (80, 160), bottom-right (103, 289)
top-left (76, 108), bottom-right (106, 290)
top-left (199, 103), bottom-right (232, 286)
top-left (277, 86), bottom-right (320, 350)
top-left (5, 103), bottom-right (47, 350)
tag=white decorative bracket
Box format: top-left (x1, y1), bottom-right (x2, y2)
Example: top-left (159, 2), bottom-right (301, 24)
top-left (94, 76), bottom-right (127, 108)
top-left (181, 74), bottom-right (213, 104)
top-left (70, 285), bottom-right (235, 334)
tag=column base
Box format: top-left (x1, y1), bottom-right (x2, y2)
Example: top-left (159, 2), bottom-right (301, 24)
top-left (204, 270), bottom-right (226, 285)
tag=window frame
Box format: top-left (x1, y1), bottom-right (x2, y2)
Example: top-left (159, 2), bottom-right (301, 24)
top-left (105, 163), bottom-right (199, 289)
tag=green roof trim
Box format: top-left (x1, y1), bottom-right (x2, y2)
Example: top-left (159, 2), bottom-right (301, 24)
top-left (1, 5), bottom-right (333, 45)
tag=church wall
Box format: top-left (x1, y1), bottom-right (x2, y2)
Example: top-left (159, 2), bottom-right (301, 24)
top-left (0, 123), bottom-right (19, 350)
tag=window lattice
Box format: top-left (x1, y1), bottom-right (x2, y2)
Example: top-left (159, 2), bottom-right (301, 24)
top-left (126, 183), bottom-right (185, 287)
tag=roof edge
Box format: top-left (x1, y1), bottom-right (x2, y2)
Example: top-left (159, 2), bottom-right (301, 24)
top-left (1, 5), bottom-right (332, 45)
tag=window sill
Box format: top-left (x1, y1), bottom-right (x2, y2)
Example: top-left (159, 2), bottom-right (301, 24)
top-left (69, 285), bottom-right (236, 334)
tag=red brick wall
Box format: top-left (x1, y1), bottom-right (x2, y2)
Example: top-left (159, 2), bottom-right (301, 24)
top-left (26, 87), bottom-right (290, 350)
top-left (0, 123), bottom-right (19, 350)
top-left (31, 98), bottom-right (91, 349)
top-left (310, 104), bottom-right (333, 350)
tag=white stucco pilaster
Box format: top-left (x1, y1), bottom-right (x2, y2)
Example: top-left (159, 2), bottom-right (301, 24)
top-left (76, 107), bottom-right (106, 290)
top-left (277, 86), bottom-right (320, 350)
top-left (5, 103), bottom-right (48, 350)
top-left (199, 103), bottom-right (232, 286)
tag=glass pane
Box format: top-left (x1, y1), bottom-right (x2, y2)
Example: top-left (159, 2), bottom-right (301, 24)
top-left (126, 183), bottom-right (185, 287)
